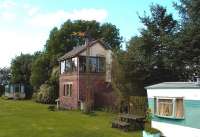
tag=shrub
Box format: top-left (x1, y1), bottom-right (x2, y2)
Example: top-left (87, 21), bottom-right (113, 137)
top-left (0, 85), bottom-right (5, 96)
top-left (144, 127), bottom-right (161, 134)
top-left (144, 108), bottom-right (153, 129)
top-left (35, 84), bottom-right (58, 104)
top-left (1, 95), bottom-right (9, 100)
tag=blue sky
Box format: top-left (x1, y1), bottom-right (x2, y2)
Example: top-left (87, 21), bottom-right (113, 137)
top-left (0, 0), bottom-right (179, 67)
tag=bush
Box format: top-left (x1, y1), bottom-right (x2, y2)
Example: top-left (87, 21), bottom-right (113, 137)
top-left (0, 85), bottom-right (4, 96)
top-left (1, 95), bottom-right (9, 100)
top-left (144, 127), bottom-right (161, 134)
top-left (35, 84), bottom-right (58, 104)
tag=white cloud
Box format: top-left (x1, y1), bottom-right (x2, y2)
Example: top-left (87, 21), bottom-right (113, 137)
top-left (0, 0), bottom-right (16, 9)
top-left (0, 3), bottom-right (108, 67)
top-left (27, 9), bottom-right (108, 28)
top-left (0, 30), bottom-right (47, 67)
top-left (0, 11), bottom-right (16, 21)
top-left (27, 7), bottom-right (39, 16)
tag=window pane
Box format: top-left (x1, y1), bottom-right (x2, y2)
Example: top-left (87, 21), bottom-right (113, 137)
top-left (63, 84), bottom-right (66, 96)
top-left (176, 99), bottom-right (184, 118)
top-left (79, 56), bottom-right (86, 72)
top-left (67, 84), bottom-right (70, 96)
top-left (99, 57), bottom-right (105, 72)
top-left (69, 84), bottom-right (72, 96)
top-left (79, 56), bottom-right (105, 73)
top-left (72, 57), bottom-right (77, 71)
top-left (158, 99), bottom-right (173, 116)
top-left (15, 85), bottom-right (20, 93)
top-left (65, 60), bottom-right (71, 72)
top-left (60, 61), bottom-right (65, 74)
top-left (89, 57), bottom-right (97, 72)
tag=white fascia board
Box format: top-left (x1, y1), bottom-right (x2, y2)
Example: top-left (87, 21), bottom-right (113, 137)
top-left (147, 89), bottom-right (200, 100)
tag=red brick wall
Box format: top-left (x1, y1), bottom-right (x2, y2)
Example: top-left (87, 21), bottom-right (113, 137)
top-left (59, 72), bottom-right (117, 109)
top-left (59, 74), bottom-right (78, 109)
top-left (79, 73), bottom-right (116, 108)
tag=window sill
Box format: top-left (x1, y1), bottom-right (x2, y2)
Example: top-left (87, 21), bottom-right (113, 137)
top-left (63, 96), bottom-right (72, 98)
top-left (154, 114), bottom-right (185, 120)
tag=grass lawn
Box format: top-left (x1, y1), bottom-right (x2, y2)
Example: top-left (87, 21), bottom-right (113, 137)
top-left (0, 98), bottom-right (142, 137)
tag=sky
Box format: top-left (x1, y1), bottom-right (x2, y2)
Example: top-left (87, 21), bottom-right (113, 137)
top-left (0, 0), bottom-right (179, 67)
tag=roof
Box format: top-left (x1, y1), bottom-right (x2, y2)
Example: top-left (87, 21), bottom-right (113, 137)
top-left (58, 39), bottom-right (108, 61)
top-left (145, 82), bottom-right (200, 89)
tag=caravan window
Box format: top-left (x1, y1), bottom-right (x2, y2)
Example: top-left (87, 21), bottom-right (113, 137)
top-left (154, 97), bottom-right (184, 119)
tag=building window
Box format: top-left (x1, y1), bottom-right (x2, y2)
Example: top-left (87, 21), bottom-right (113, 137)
top-left (60, 57), bottom-right (77, 74)
top-left (79, 56), bottom-right (105, 73)
top-left (60, 60), bottom-right (65, 74)
top-left (63, 83), bottom-right (72, 97)
top-left (154, 97), bottom-right (184, 119)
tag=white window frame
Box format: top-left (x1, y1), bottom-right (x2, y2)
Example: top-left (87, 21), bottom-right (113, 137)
top-left (63, 82), bottom-right (73, 97)
top-left (154, 96), bottom-right (185, 119)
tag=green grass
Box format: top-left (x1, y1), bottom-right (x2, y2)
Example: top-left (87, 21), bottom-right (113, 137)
top-left (0, 98), bottom-right (142, 137)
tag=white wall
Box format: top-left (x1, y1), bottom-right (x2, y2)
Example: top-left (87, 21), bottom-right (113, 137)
top-left (152, 121), bottom-right (200, 137)
top-left (80, 43), bottom-right (107, 56)
top-left (147, 88), bottom-right (200, 100)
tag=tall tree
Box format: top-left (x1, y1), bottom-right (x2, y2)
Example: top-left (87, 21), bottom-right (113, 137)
top-left (44, 20), bottom-right (122, 60)
top-left (30, 54), bottom-right (51, 90)
top-left (174, 0), bottom-right (200, 79)
top-left (0, 67), bottom-right (10, 85)
top-left (118, 4), bottom-right (179, 96)
top-left (11, 54), bottom-right (33, 85)
top-left (137, 4), bottom-right (178, 84)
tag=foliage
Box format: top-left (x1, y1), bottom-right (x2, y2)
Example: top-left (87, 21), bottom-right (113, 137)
top-left (111, 51), bottom-right (127, 96)
top-left (35, 83), bottom-right (58, 104)
top-left (0, 85), bottom-right (4, 96)
top-left (173, 0), bottom-right (200, 80)
top-left (30, 54), bottom-right (51, 90)
top-left (29, 20), bottom-right (122, 104)
top-left (11, 54), bottom-right (33, 84)
top-left (113, 4), bottom-right (179, 97)
top-left (113, 2), bottom-right (199, 98)
top-left (144, 127), bottom-right (160, 134)
top-left (145, 108), bottom-right (152, 123)
top-left (137, 4), bottom-right (179, 84)
top-left (174, 0), bottom-right (200, 24)
top-left (44, 20), bottom-right (122, 58)
top-left (0, 67), bottom-right (10, 85)
top-left (10, 54), bottom-right (34, 98)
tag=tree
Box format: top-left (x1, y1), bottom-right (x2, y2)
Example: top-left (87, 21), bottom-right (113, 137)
top-left (0, 67), bottom-right (10, 85)
top-left (10, 54), bottom-right (34, 98)
top-left (174, 0), bottom-right (200, 79)
top-left (174, 0), bottom-right (200, 24)
top-left (118, 4), bottom-right (179, 96)
top-left (30, 54), bottom-right (51, 90)
top-left (137, 4), bottom-right (179, 84)
top-left (30, 20), bottom-right (123, 104)
top-left (100, 23), bottom-right (122, 50)
top-left (44, 20), bottom-right (122, 60)
top-left (0, 67), bottom-right (10, 96)
top-left (11, 54), bottom-right (33, 85)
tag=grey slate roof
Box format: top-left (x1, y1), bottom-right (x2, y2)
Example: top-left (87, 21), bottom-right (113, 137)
top-left (145, 82), bottom-right (200, 89)
top-left (58, 39), bottom-right (107, 61)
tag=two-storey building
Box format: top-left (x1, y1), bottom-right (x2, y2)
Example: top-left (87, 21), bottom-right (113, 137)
top-left (58, 39), bottom-right (115, 109)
